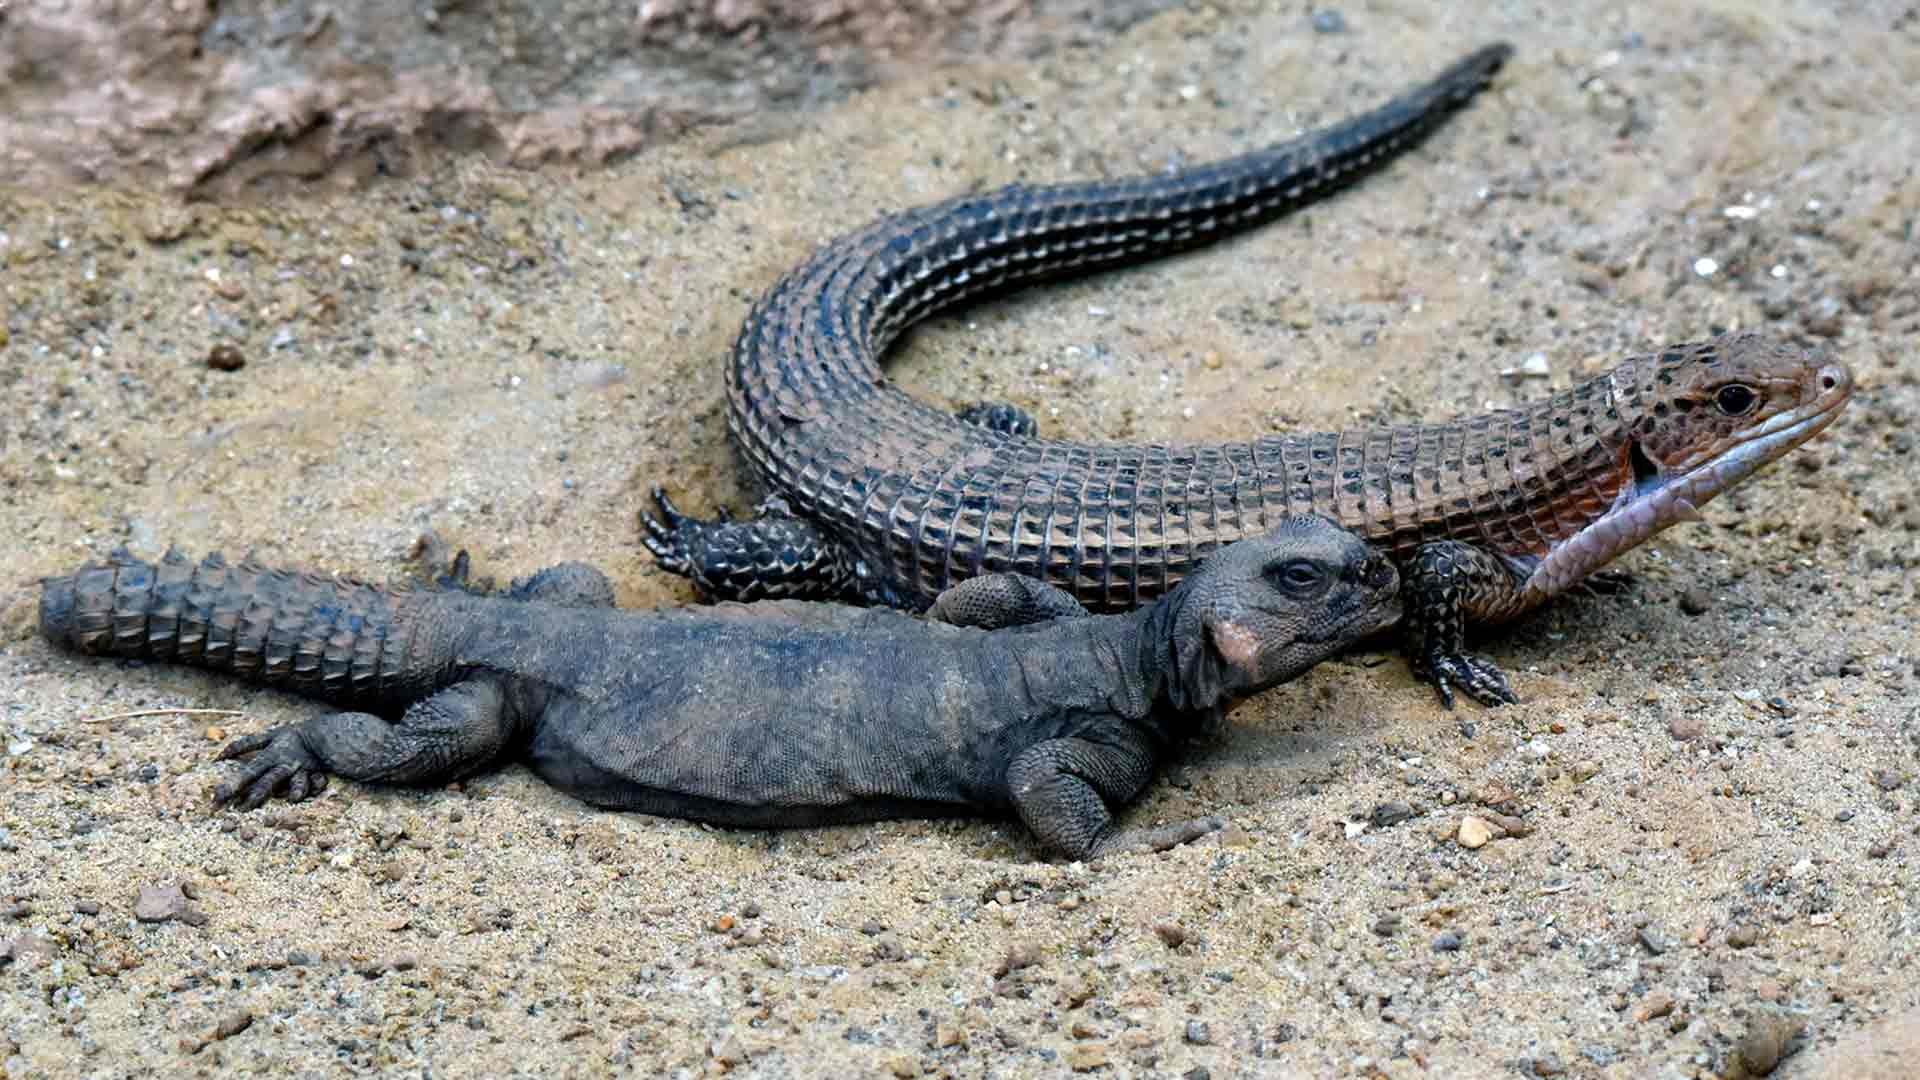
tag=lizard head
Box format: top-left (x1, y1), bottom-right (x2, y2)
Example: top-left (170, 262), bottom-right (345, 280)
top-left (1526, 332), bottom-right (1854, 598)
top-left (1165, 514), bottom-right (1401, 712)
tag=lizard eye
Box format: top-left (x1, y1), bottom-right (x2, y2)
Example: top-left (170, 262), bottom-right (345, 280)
top-left (1265, 559), bottom-right (1327, 596)
top-left (1714, 384), bottom-right (1757, 416)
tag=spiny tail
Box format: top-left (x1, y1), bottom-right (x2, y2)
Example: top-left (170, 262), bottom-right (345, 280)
top-left (39, 548), bottom-right (429, 707)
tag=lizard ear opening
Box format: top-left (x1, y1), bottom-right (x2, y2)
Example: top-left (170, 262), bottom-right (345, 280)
top-left (1167, 605), bottom-right (1236, 713)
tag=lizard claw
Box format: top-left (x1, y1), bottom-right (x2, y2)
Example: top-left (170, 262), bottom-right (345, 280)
top-left (212, 725), bottom-right (329, 810)
top-left (1577, 569), bottom-right (1635, 597)
top-left (1414, 650), bottom-right (1519, 710)
top-left (640, 487), bottom-right (697, 574)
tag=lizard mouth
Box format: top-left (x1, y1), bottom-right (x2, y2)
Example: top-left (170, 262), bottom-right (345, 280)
top-left (1522, 365), bottom-right (1853, 598)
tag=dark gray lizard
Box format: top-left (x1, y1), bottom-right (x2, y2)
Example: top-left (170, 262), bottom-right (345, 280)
top-left (637, 41), bottom-right (1856, 708)
top-left (39, 515), bottom-right (1398, 860)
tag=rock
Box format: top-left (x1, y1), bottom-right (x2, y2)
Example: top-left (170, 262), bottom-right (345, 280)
top-left (994, 942), bottom-right (1040, 977)
top-left (1727, 924), bottom-right (1760, 949)
top-left (1677, 589), bottom-right (1713, 615)
top-left (1153, 922), bottom-right (1187, 948)
top-left (1310, 9), bottom-right (1347, 34)
top-left (133, 883), bottom-right (208, 927)
top-left (210, 1010), bottom-right (254, 1041)
top-left (1431, 930), bottom-right (1463, 952)
top-left (1457, 816), bottom-right (1494, 849)
top-left (1371, 801), bottom-right (1415, 827)
top-left (1633, 990), bottom-right (1676, 1022)
top-left (0, 933), bottom-right (55, 968)
top-left (1731, 1013), bottom-right (1804, 1077)
top-left (1064, 1042), bottom-right (1110, 1071)
top-left (1669, 713), bottom-right (1707, 741)
top-left (1185, 1020), bottom-right (1211, 1045)
top-left (1795, 1007), bottom-right (1920, 1079)
top-left (206, 344), bottom-right (246, 371)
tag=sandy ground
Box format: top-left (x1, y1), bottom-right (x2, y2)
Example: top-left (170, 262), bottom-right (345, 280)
top-left (3, 1), bottom-right (1918, 1077)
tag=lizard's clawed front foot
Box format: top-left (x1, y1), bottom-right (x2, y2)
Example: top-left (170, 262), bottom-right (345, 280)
top-left (213, 726), bottom-right (330, 810)
top-left (1413, 649), bottom-right (1519, 710)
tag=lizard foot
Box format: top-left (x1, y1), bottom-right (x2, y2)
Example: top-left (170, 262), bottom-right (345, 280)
top-left (1412, 649), bottom-right (1519, 710)
top-left (640, 486), bottom-right (861, 603)
top-left (1089, 815), bottom-right (1226, 859)
top-left (956, 400), bottom-right (1038, 437)
top-left (212, 725), bottom-right (330, 810)
top-left (1578, 568), bottom-right (1635, 596)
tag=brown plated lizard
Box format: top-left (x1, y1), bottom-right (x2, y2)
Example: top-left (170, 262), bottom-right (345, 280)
top-left (640, 43), bottom-right (1857, 707)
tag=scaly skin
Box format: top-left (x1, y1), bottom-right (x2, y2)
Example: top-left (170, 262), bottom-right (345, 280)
top-left (641, 43), bottom-right (1857, 707)
top-left (40, 517), bottom-right (1398, 861)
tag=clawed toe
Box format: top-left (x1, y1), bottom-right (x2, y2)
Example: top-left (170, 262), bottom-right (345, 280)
top-left (640, 487), bottom-right (694, 568)
top-left (1416, 651), bottom-right (1519, 710)
top-left (211, 727), bottom-right (326, 810)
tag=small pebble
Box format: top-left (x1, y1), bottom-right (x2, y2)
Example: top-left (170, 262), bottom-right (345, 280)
top-left (74, 901), bottom-right (101, 917)
top-left (1669, 714), bottom-right (1706, 742)
top-left (1153, 922), bottom-right (1188, 948)
top-left (133, 883), bottom-right (208, 927)
top-left (206, 344), bottom-right (246, 372)
top-left (1371, 801), bottom-right (1414, 827)
top-left (1633, 990), bottom-right (1676, 1021)
top-left (1184, 1020), bottom-right (1211, 1046)
top-left (994, 943), bottom-right (1040, 977)
top-left (1678, 589), bottom-right (1712, 615)
top-left (1064, 1043), bottom-right (1110, 1071)
top-left (1310, 9), bottom-right (1347, 33)
top-left (1457, 816), bottom-right (1494, 849)
top-left (1727, 924), bottom-right (1760, 949)
top-left (211, 1010), bottom-right (254, 1041)
top-left (1733, 1013), bottom-right (1804, 1076)
top-left (1638, 928), bottom-right (1673, 956)
top-left (1431, 930), bottom-right (1463, 952)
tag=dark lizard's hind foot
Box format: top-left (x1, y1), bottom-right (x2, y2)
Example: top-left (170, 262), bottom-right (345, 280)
top-left (956, 401), bottom-right (1038, 437)
top-left (641, 487), bottom-right (866, 604)
top-left (419, 535), bottom-right (615, 608)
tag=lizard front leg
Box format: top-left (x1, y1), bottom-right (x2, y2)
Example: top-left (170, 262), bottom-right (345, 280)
top-left (1005, 737), bottom-right (1222, 861)
top-left (641, 487), bottom-right (865, 604)
top-left (212, 677), bottom-right (520, 810)
top-left (1401, 540), bottom-right (1527, 709)
top-left (929, 573), bottom-right (1090, 629)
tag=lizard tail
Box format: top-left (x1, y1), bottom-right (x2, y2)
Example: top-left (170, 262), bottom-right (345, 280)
top-left (40, 547), bottom-right (423, 705)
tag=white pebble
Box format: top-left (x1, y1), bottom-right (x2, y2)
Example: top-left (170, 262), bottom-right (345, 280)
top-left (1692, 257), bottom-right (1719, 277)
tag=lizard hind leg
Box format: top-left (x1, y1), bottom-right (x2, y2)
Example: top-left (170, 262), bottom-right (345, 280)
top-left (212, 677), bottom-right (518, 810)
top-left (955, 401), bottom-right (1039, 438)
top-left (640, 486), bottom-right (862, 604)
top-left (1401, 540), bottom-right (1526, 710)
top-left (507, 563), bottom-right (616, 608)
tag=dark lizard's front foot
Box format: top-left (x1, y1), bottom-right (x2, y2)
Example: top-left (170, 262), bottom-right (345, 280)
top-left (640, 487), bottom-right (864, 604)
top-left (1403, 540), bottom-right (1523, 710)
top-left (213, 725), bottom-right (332, 810)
